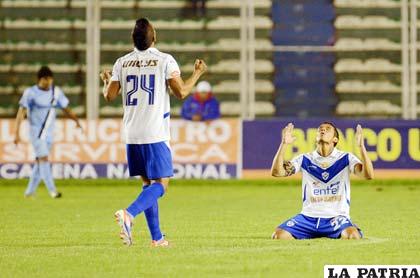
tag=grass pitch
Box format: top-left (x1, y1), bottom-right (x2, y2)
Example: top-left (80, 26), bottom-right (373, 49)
top-left (0, 179), bottom-right (419, 277)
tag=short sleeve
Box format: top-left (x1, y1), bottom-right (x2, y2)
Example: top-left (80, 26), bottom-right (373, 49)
top-left (348, 153), bottom-right (362, 173)
top-left (110, 58), bottom-right (122, 82)
top-left (19, 88), bottom-right (32, 108)
top-left (290, 154), bottom-right (304, 173)
top-left (56, 87), bottom-right (69, 109)
top-left (165, 55), bottom-right (181, 80)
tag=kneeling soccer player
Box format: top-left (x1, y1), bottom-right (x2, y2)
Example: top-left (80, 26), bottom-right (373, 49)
top-left (271, 122), bottom-right (374, 240)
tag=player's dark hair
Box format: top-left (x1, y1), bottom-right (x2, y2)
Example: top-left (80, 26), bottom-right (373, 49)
top-left (321, 121), bottom-right (339, 146)
top-left (132, 18), bottom-right (154, 51)
top-left (37, 66), bottom-right (53, 80)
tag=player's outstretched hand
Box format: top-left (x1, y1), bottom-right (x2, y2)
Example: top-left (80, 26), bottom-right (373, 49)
top-left (194, 59), bottom-right (207, 75)
top-left (355, 124), bottom-right (364, 147)
top-left (282, 123), bottom-right (296, 145)
top-left (100, 70), bottom-right (112, 84)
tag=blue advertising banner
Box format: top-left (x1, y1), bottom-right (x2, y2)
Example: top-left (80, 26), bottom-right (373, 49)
top-left (243, 119), bottom-right (420, 169)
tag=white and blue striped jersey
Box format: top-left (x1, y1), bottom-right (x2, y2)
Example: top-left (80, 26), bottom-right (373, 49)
top-left (290, 148), bottom-right (362, 218)
top-left (19, 85), bottom-right (69, 142)
top-left (110, 47), bottom-right (181, 144)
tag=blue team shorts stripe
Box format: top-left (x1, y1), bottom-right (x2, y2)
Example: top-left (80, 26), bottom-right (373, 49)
top-left (32, 139), bottom-right (52, 158)
top-left (163, 112), bottom-right (170, 118)
top-left (278, 214), bottom-right (362, 239)
top-left (126, 141), bottom-right (173, 179)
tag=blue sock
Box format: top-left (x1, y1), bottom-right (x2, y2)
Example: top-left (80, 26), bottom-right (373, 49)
top-left (126, 182), bottom-right (165, 218)
top-left (38, 162), bottom-right (57, 194)
top-left (143, 185), bottom-right (163, 241)
top-left (25, 163), bottom-right (41, 195)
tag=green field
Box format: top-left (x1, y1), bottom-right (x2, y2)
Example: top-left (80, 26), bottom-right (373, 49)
top-left (0, 179), bottom-right (419, 277)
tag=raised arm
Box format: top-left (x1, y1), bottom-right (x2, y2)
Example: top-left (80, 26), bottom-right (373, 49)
top-left (271, 123), bottom-right (296, 177)
top-left (354, 124), bottom-right (374, 179)
top-left (13, 107), bottom-right (26, 145)
top-left (100, 70), bottom-right (121, 102)
top-left (168, 59), bottom-right (207, 100)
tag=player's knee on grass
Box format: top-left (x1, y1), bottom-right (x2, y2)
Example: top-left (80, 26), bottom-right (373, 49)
top-left (341, 226), bottom-right (361, 239)
top-left (272, 228), bottom-right (294, 240)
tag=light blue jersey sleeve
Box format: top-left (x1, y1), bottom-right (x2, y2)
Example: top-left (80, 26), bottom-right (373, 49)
top-left (55, 87), bottom-right (69, 109)
top-left (19, 88), bottom-right (32, 109)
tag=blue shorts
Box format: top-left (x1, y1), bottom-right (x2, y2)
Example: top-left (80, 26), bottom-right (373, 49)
top-left (126, 141), bottom-right (173, 179)
top-left (278, 214), bottom-right (363, 239)
top-left (32, 139), bottom-right (52, 159)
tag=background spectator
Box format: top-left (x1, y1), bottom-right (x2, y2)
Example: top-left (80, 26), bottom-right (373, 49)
top-left (181, 81), bottom-right (220, 121)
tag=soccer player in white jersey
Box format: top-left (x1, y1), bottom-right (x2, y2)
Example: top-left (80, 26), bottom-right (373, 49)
top-left (14, 66), bottom-right (82, 198)
top-left (100, 18), bottom-right (207, 247)
top-left (271, 122), bottom-right (374, 240)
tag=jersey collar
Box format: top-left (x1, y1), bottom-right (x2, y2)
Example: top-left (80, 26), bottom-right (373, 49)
top-left (35, 85), bottom-right (51, 92)
top-left (134, 47), bottom-right (157, 52)
top-left (313, 147), bottom-right (339, 159)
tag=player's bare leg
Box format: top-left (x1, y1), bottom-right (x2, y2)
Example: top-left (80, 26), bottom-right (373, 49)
top-left (340, 226), bottom-right (362, 239)
top-left (272, 228), bottom-right (295, 240)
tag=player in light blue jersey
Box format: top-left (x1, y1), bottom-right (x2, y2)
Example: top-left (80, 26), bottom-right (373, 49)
top-left (14, 66), bottom-right (82, 198)
top-left (100, 18), bottom-right (207, 247)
